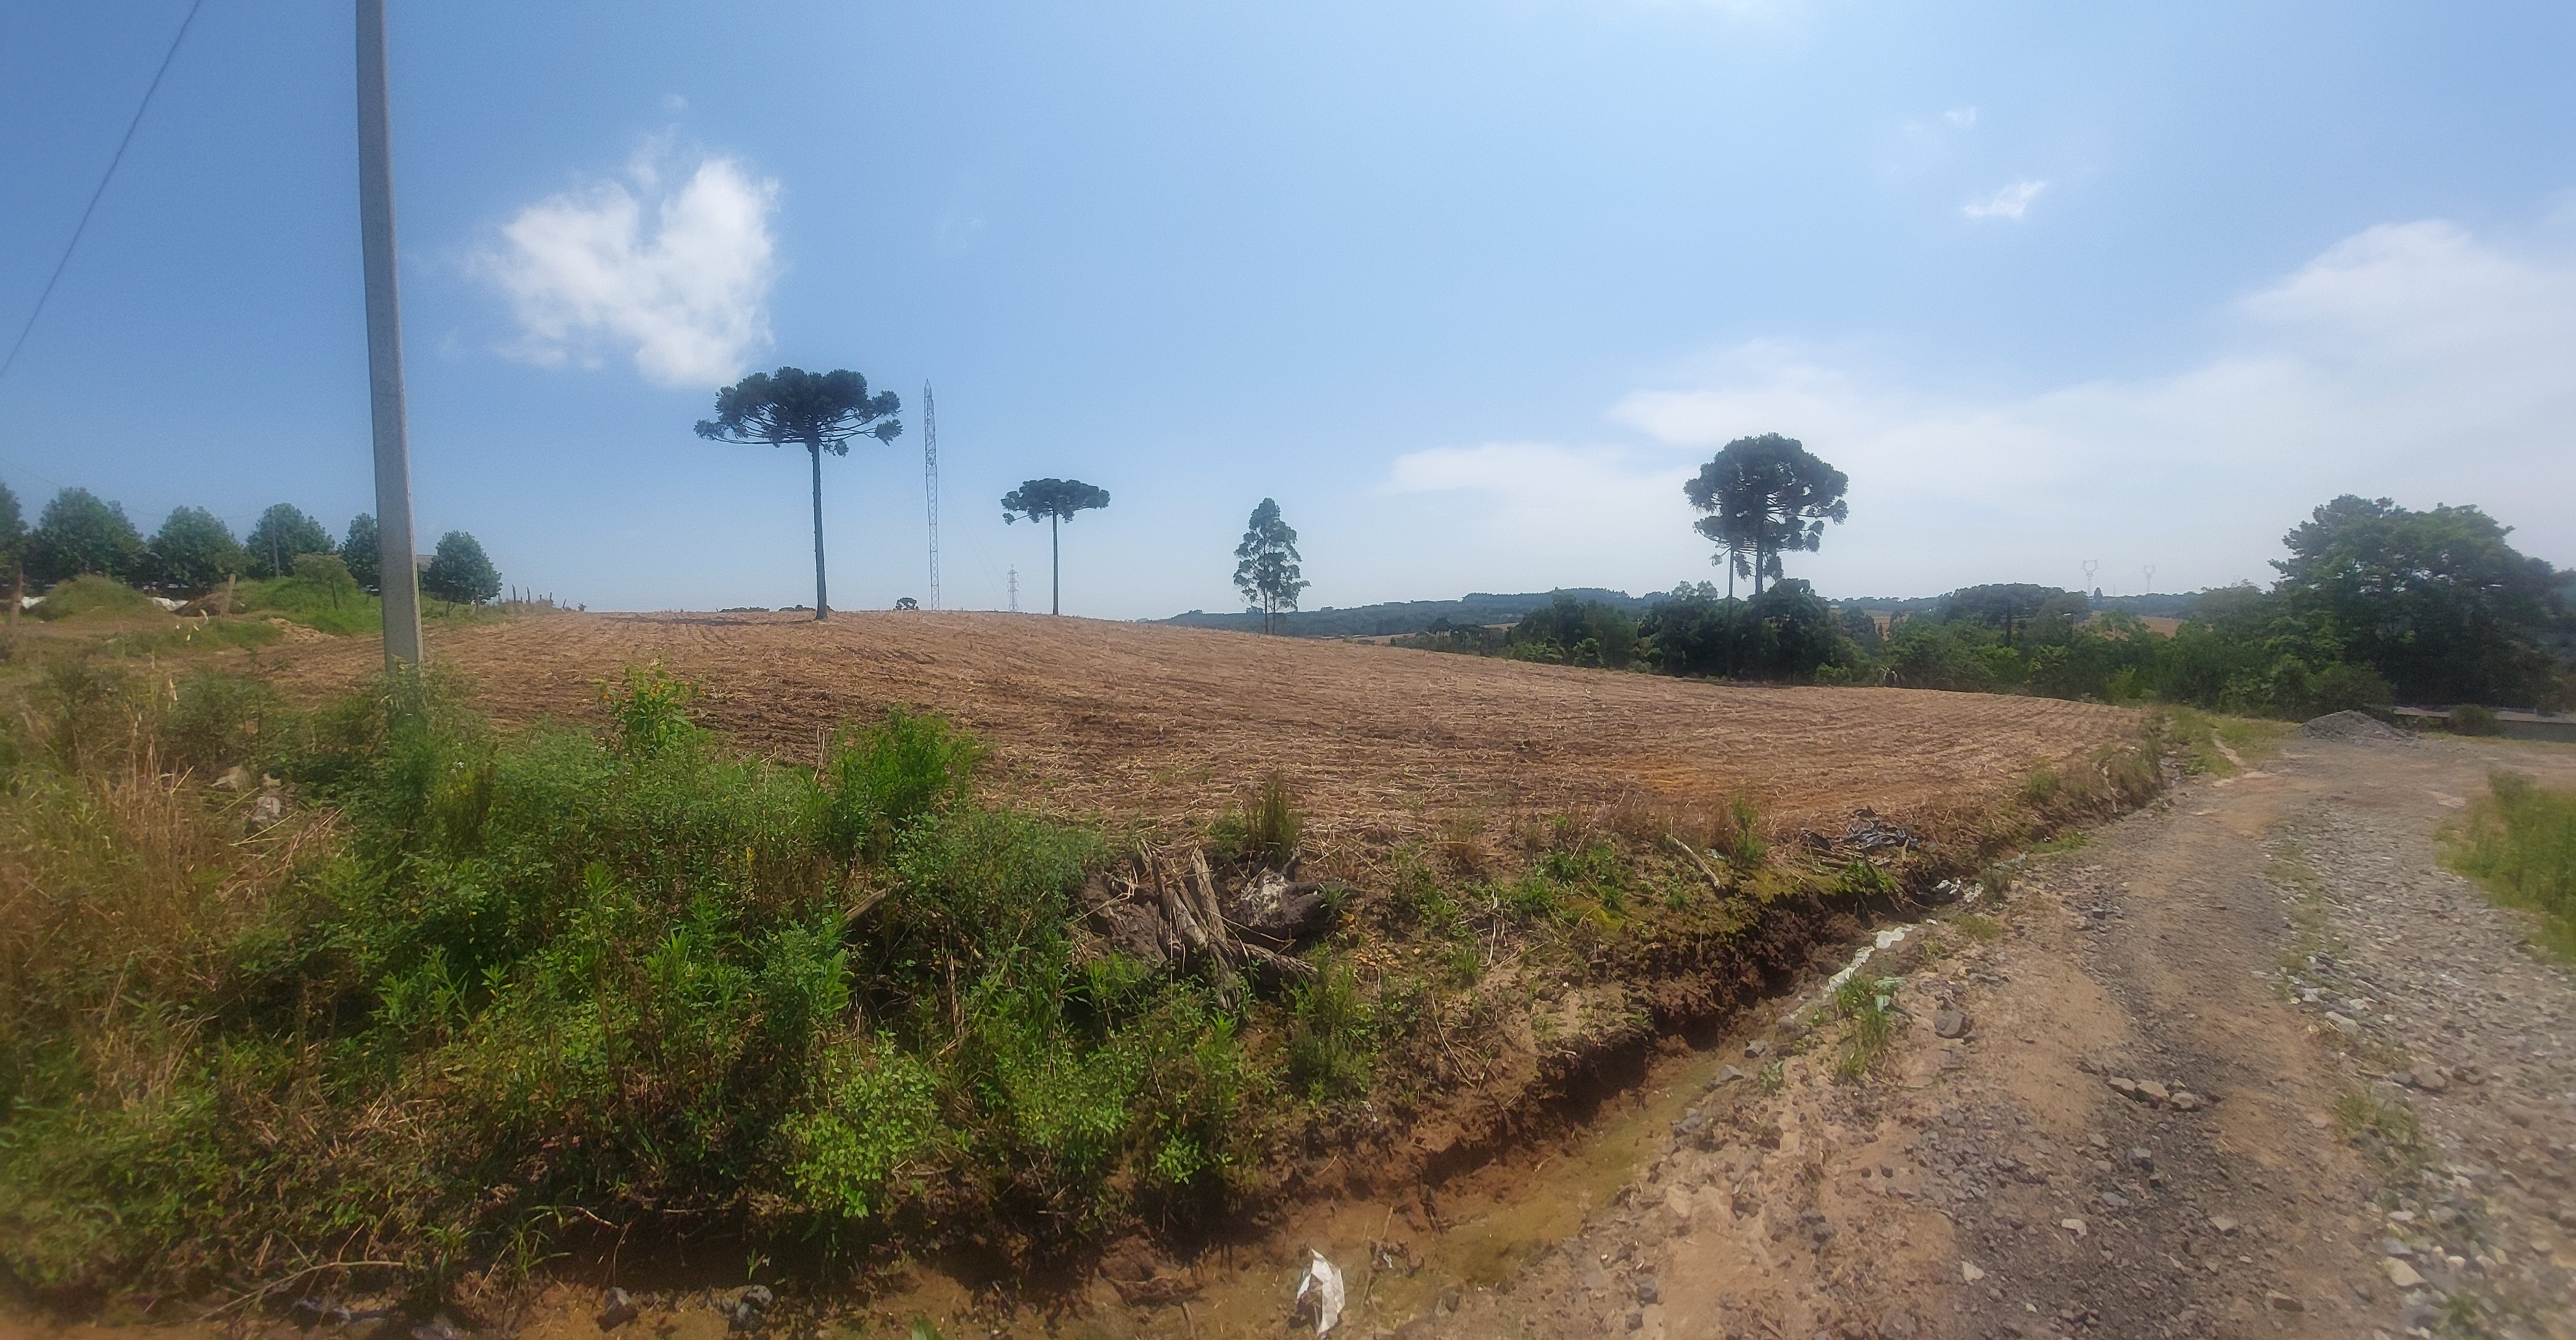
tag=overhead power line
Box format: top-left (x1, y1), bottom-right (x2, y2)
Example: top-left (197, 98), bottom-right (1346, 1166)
top-left (0, 0), bottom-right (209, 386)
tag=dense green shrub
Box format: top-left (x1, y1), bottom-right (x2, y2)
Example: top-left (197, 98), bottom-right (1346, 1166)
top-left (0, 666), bottom-right (1255, 1296)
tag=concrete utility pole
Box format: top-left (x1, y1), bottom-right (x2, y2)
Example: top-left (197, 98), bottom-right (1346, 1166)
top-left (922, 383), bottom-right (940, 611)
top-left (357, 0), bottom-right (424, 669)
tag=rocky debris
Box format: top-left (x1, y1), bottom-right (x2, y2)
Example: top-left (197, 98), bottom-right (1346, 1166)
top-left (1931, 1007), bottom-right (1970, 1039)
top-left (408, 1321), bottom-right (461, 1340)
top-left (710, 1285), bottom-right (773, 1333)
top-left (2297, 709), bottom-right (2412, 742)
top-left (2264, 797), bottom-right (2576, 1338)
top-left (2103, 1074), bottom-right (2209, 1110)
top-left (595, 1288), bottom-right (638, 1331)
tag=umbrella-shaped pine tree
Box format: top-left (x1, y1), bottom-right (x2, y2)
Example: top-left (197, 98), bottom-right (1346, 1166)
top-left (696, 367), bottom-right (901, 621)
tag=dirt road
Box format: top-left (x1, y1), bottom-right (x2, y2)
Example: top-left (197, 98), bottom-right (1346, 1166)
top-left (1403, 729), bottom-right (2576, 1339)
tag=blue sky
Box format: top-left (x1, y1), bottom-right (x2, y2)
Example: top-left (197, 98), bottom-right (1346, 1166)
top-left (4, 0), bottom-right (2572, 616)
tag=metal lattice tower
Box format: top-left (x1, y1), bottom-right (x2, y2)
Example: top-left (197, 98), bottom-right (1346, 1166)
top-left (922, 383), bottom-right (940, 611)
top-left (1007, 566), bottom-right (1019, 613)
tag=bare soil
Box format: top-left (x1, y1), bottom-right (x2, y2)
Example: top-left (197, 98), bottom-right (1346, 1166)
top-left (249, 611), bottom-right (2134, 846)
top-left (1356, 731), bottom-right (2576, 1340)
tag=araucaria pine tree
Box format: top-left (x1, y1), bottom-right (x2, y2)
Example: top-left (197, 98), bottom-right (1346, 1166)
top-left (1232, 498), bottom-right (1308, 635)
top-left (1001, 479), bottom-right (1110, 614)
top-left (696, 368), bottom-right (901, 621)
top-left (1683, 434), bottom-right (1849, 597)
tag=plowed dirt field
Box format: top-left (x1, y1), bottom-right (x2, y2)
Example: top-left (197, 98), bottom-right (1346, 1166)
top-left (263, 611), bottom-right (2135, 844)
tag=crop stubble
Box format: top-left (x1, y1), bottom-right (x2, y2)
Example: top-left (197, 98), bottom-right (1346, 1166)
top-left (262, 611), bottom-right (2134, 843)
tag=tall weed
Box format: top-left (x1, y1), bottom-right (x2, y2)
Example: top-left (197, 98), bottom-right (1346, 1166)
top-left (2446, 770), bottom-right (2576, 960)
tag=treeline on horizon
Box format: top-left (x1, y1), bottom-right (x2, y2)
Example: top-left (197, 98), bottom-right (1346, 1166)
top-left (0, 482), bottom-right (501, 606)
top-left (1397, 495), bottom-right (2576, 716)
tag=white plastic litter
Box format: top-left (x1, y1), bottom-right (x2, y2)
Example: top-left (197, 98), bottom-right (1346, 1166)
top-left (1825, 925), bottom-right (1910, 993)
top-left (1292, 1248), bottom-right (1345, 1335)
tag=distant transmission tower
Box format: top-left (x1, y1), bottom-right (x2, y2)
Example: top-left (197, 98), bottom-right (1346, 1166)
top-left (2141, 563), bottom-right (2157, 592)
top-left (2081, 558), bottom-right (2100, 598)
top-left (922, 382), bottom-right (940, 611)
top-left (1007, 566), bottom-right (1018, 613)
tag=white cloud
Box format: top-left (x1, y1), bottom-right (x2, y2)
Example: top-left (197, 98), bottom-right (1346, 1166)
top-left (477, 152), bottom-right (778, 387)
top-left (1944, 106), bottom-right (1979, 128)
top-left (1383, 217), bottom-right (2576, 598)
top-left (1962, 179), bottom-right (2046, 220)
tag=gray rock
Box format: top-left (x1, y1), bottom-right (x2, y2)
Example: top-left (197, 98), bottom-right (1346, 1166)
top-left (1932, 1007), bottom-right (1970, 1039)
top-left (1635, 1278), bottom-right (1659, 1305)
top-left (1745, 1038), bottom-right (1772, 1059)
top-left (596, 1288), bottom-right (639, 1331)
top-left (1625, 1309), bottom-right (1645, 1331)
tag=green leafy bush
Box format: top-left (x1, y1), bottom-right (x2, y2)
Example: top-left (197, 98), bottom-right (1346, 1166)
top-left (0, 666), bottom-right (1255, 1297)
top-left (2448, 703), bottom-right (2500, 736)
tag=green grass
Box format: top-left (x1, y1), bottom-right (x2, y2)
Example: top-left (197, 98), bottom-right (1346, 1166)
top-left (234, 573), bottom-right (501, 635)
top-left (2156, 706), bottom-right (2289, 778)
top-left (2445, 770), bottom-right (2576, 961)
top-left (2331, 1088), bottom-right (2427, 1176)
top-left (29, 574), bottom-right (155, 621)
top-left (1950, 912), bottom-right (2003, 943)
top-left (0, 663), bottom-right (1257, 1299)
top-left (1831, 975), bottom-right (1902, 1081)
top-left (1212, 769), bottom-right (1302, 866)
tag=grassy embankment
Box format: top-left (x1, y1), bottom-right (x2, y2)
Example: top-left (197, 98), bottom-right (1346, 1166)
top-left (0, 627), bottom-right (2170, 1315)
top-left (2446, 771), bottom-right (2576, 961)
top-left (23, 571), bottom-right (496, 653)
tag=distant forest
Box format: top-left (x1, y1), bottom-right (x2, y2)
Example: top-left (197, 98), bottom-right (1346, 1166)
top-left (1162, 589), bottom-right (1656, 638)
top-left (1162, 587), bottom-right (2195, 639)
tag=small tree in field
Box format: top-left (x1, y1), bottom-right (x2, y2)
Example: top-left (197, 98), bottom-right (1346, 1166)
top-left (423, 531), bottom-right (501, 605)
top-left (342, 514), bottom-right (382, 593)
top-left (244, 503), bottom-right (335, 580)
top-left (1001, 478), bottom-right (1110, 615)
top-left (696, 367), bottom-right (902, 621)
top-left (1232, 497), bottom-right (1308, 635)
top-left (144, 507), bottom-right (244, 592)
top-left (1683, 434), bottom-right (1849, 596)
top-left (27, 488), bottom-right (144, 585)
